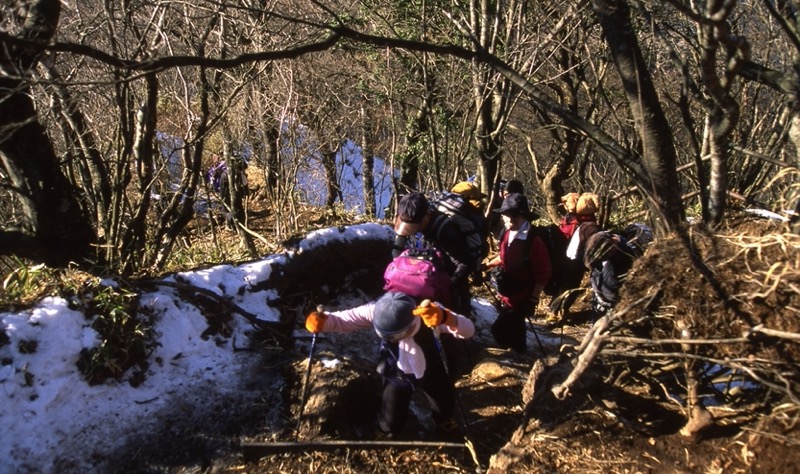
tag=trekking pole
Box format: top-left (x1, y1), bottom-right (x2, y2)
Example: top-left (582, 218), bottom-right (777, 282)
top-left (480, 278), bottom-right (502, 307)
top-left (420, 300), bottom-right (482, 471)
top-left (525, 312), bottom-right (548, 357)
top-left (295, 304), bottom-right (323, 440)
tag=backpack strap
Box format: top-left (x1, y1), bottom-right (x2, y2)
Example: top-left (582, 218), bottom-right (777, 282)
top-left (499, 227), bottom-right (534, 269)
top-left (427, 211), bottom-right (450, 244)
top-left (377, 340), bottom-right (418, 390)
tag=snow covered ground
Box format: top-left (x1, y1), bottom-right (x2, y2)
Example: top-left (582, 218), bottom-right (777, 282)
top-left (0, 222), bottom-right (558, 473)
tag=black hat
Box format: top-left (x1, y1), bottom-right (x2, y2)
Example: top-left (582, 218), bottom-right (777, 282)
top-left (505, 179), bottom-right (524, 194)
top-left (373, 292), bottom-right (417, 341)
top-left (397, 192), bottom-right (429, 224)
top-left (494, 193), bottom-right (530, 216)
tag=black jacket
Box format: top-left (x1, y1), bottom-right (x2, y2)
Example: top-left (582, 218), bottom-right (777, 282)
top-left (423, 210), bottom-right (476, 284)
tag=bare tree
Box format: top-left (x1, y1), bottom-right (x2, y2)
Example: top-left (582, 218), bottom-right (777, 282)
top-left (591, 0), bottom-right (686, 231)
top-left (0, 0), bottom-right (96, 266)
top-left (4, 0), bottom-right (800, 274)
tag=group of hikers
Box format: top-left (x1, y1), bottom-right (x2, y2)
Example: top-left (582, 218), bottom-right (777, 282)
top-left (302, 180), bottom-right (653, 439)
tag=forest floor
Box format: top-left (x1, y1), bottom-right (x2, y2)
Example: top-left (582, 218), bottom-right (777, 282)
top-left (108, 188), bottom-right (799, 474)
top-left (237, 215), bottom-right (800, 474)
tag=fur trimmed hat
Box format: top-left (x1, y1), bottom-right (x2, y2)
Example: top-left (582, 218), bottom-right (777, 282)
top-left (576, 193), bottom-right (600, 216)
top-left (562, 193), bottom-right (580, 213)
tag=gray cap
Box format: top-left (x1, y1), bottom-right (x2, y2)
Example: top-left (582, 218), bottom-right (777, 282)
top-left (373, 292), bottom-right (417, 340)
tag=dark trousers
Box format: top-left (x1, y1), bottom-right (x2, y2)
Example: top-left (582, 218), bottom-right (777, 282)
top-left (451, 277), bottom-right (473, 317)
top-left (378, 333), bottom-right (456, 435)
top-left (491, 300), bottom-right (533, 354)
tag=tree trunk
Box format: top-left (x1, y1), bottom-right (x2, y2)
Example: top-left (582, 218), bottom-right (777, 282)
top-left (591, 0), bottom-right (685, 231)
top-left (697, 0), bottom-right (741, 227)
top-left (41, 61), bottom-right (112, 232)
top-left (120, 73), bottom-right (158, 274)
top-left (322, 150), bottom-right (339, 208)
top-left (397, 91), bottom-right (432, 193)
top-left (473, 83), bottom-right (503, 208)
top-left (0, 0), bottom-right (96, 267)
top-left (363, 153), bottom-right (375, 218)
top-left (263, 125), bottom-right (280, 202)
top-left (151, 69), bottom-right (210, 269)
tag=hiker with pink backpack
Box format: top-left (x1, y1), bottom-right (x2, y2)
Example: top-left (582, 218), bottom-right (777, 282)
top-left (304, 292), bottom-right (475, 439)
top-left (390, 192), bottom-right (478, 316)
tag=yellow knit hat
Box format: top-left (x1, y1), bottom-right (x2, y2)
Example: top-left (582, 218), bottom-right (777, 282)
top-left (451, 181), bottom-right (486, 200)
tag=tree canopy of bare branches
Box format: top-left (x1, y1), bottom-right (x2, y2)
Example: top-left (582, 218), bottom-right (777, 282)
top-left (0, 0), bottom-right (798, 273)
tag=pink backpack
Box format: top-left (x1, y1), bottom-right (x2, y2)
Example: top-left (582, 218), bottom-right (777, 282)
top-left (383, 248), bottom-right (452, 305)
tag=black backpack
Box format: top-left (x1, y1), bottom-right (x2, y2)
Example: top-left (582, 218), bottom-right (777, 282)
top-left (530, 224), bottom-right (582, 296)
top-left (432, 192), bottom-right (486, 270)
top-left (618, 223), bottom-right (654, 258)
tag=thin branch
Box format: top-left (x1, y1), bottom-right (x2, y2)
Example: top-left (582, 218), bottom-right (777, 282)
top-left (552, 291), bottom-right (661, 400)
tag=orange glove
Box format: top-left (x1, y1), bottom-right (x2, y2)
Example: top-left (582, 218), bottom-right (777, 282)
top-left (305, 311), bottom-right (327, 333)
top-left (413, 301), bottom-right (457, 329)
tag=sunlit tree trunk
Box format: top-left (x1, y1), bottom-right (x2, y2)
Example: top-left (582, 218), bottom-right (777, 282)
top-left (120, 73), bottom-right (157, 274)
top-left (396, 90), bottom-right (431, 193)
top-left (591, 0), bottom-right (685, 231)
top-left (468, 0), bottom-right (516, 205)
top-left (696, 0), bottom-right (742, 226)
top-left (151, 63), bottom-right (211, 269)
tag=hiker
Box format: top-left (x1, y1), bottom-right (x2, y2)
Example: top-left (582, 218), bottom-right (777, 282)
top-left (559, 192), bottom-right (603, 292)
top-left (447, 180), bottom-right (490, 270)
top-left (207, 156), bottom-right (227, 194)
top-left (490, 179), bottom-right (525, 241)
top-left (583, 231), bottom-right (637, 318)
top-left (392, 192), bottom-right (477, 316)
top-left (562, 192), bottom-right (602, 257)
top-left (485, 193), bottom-right (552, 353)
top-left (207, 155), bottom-right (249, 199)
top-left (304, 291), bottom-right (475, 438)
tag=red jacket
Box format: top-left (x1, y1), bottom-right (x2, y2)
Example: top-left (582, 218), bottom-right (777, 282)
top-left (558, 213), bottom-right (597, 239)
top-left (498, 222), bottom-right (552, 307)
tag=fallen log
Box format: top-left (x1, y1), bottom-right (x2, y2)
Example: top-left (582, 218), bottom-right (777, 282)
top-left (242, 439), bottom-right (469, 461)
